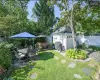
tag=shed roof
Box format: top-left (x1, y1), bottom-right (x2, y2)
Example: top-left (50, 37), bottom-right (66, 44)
top-left (53, 26), bottom-right (72, 34)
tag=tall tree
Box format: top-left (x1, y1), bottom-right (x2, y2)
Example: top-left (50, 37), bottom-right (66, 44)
top-left (32, 0), bottom-right (55, 35)
top-left (48, 0), bottom-right (78, 49)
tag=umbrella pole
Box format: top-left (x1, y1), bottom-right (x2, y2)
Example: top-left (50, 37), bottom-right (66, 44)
top-left (33, 38), bottom-right (34, 49)
top-left (25, 39), bottom-right (27, 48)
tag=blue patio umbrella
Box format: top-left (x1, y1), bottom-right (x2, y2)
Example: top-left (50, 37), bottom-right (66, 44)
top-left (10, 32), bottom-right (36, 38)
top-left (10, 32), bottom-right (36, 48)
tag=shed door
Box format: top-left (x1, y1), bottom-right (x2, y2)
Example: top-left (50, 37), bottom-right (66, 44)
top-left (67, 36), bottom-right (73, 49)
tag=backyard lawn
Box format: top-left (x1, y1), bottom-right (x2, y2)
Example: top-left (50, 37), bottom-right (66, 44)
top-left (10, 50), bottom-right (99, 80)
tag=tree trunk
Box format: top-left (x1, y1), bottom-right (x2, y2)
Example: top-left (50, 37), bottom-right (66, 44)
top-left (70, 0), bottom-right (76, 49)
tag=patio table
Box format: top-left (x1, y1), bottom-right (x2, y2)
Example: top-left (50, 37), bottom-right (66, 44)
top-left (18, 48), bottom-right (28, 54)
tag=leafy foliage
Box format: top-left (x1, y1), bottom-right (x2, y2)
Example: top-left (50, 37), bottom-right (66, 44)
top-left (66, 49), bottom-right (87, 59)
top-left (77, 43), bottom-right (87, 49)
top-left (88, 46), bottom-right (100, 51)
top-left (48, 0), bottom-right (100, 34)
top-left (0, 0), bottom-right (37, 37)
top-left (0, 44), bottom-right (12, 69)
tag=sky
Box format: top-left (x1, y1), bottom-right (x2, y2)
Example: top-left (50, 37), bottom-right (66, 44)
top-left (27, 1), bottom-right (61, 20)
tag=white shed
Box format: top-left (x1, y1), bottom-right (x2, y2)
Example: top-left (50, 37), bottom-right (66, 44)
top-left (51, 26), bottom-right (74, 50)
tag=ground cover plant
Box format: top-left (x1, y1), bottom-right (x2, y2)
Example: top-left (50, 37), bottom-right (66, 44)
top-left (66, 49), bottom-right (87, 59)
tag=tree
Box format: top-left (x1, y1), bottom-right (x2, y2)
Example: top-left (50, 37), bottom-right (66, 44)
top-left (0, 0), bottom-right (31, 37)
top-left (48, 0), bottom-right (78, 49)
top-left (32, 0), bottom-right (55, 35)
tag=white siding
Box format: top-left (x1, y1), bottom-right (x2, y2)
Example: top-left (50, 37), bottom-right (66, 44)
top-left (52, 33), bottom-right (73, 50)
top-left (62, 34), bottom-right (67, 50)
top-left (53, 34), bottom-right (62, 43)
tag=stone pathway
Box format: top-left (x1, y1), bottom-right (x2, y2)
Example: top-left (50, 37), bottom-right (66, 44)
top-left (61, 59), bottom-right (66, 64)
top-left (30, 73), bottom-right (37, 79)
top-left (54, 56), bottom-right (59, 60)
top-left (68, 62), bottom-right (76, 68)
top-left (74, 74), bottom-right (82, 79)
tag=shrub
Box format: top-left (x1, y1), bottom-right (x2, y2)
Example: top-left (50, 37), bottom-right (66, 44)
top-left (77, 43), bottom-right (87, 49)
top-left (0, 47), bottom-right (12, 69)
top-left (0, 42), bottom-right (13, 49)
top-left (88, 45), bottom-right (100, 51)
top-left (34, 37), bottom-right (47, 44)
top-left (66, 49), bottom-right (87, 59)
top-left (0, 42), bottom-right (13, 69)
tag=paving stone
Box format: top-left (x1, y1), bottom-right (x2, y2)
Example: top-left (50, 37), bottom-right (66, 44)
top-left (30, 73), bottom-right (37, 79)
top-left (74, 74), bottom-right (82, 79)
top-left (54, 56), bottom-right (59, 60)
top-left (82, 68), bottom-right (92, 76)
top-left (74, 58), bottom-right (91, 62)
top-left (61, 59), bottom-right (66, 64)
top-left (68, 62), bottom-right (76, 68)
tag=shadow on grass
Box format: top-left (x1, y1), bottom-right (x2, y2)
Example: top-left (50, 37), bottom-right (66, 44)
top-left (35, 52), bottom-right (54, 61)
top-left (9, 62), bottom-right (36, 80)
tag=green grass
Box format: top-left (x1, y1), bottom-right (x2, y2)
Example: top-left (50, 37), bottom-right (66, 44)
top-left (10, 50), bottom-right (99, 80)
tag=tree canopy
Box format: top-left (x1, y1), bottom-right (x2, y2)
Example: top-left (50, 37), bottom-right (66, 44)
top-left (47, 0), bottom-right (100, 35)
top-left (0, 0), bottom-right (37, 37)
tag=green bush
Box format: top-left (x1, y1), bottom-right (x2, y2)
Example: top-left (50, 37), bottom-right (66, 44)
top-left (0, 42), bottom-right (13, 49)
top-left (77, 43), bottom-right (87, 49)
top-left (8, 39), bottom-right (24, 48)
top-left (89, 45), bottom-right (100, 51)
top-left (66, 49), bottom-right (87, 59)
top-left (0, 47), bottom-right (12, 69)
